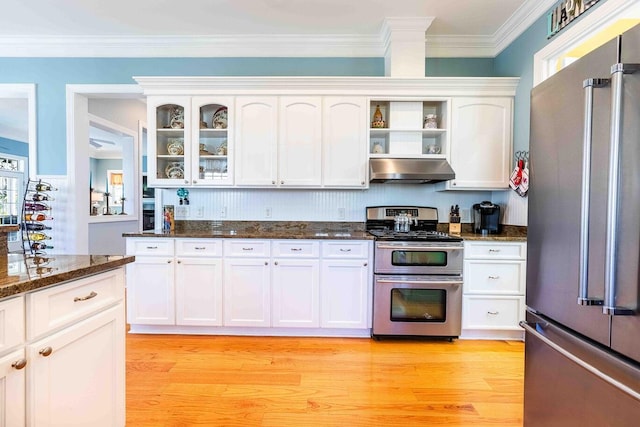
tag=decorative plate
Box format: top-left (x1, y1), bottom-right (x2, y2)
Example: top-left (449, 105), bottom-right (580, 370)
top-left (167, 138), bottom-right (184, 155)
top-left (164, 162), bottom-right (184, 179)
top-left (211, 106), bottom-right (228, 129)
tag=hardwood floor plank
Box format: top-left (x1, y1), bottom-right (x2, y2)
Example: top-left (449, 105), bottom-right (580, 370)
top-left (126, 335), bottom-right (524, 426)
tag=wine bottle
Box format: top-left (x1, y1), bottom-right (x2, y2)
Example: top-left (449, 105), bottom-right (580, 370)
top-left (31, 193), bottom-right (55, 202)
top-left (33, 181), bottom-right (57, 192)
top-left (26, 232), bottom-right (51, 241)
top-left (24, 202), bottom-right (51, 211)
top-left (22, 222), bottom-right (52, 231)
top-left (31, 242), bottom-right (54, 251)
top-left (24, 213), bottom-right (53, 222)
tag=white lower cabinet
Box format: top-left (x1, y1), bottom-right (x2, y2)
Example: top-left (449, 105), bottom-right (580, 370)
top-left (126, 237), bottom-right (372, 335)
top-left (0, 269), bottom-right (126, 426)
top-left (28, 304), bottom-right (125, 426)
top-left (462, 241), bottom-right (527, 340)
top-left (0, 348), bottom-right (26, 426)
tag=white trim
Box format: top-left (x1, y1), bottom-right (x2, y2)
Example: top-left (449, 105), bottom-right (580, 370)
top-left (533, 0), bottom-right (640, 86)
top-left (0, 3), bottom-right (554, 59)
top-left (133, 76), bottom-right (520, 97)
top-left (0, 84), bottom-right (36, 178)
top-left (66, 84), bottom-right (143, 254)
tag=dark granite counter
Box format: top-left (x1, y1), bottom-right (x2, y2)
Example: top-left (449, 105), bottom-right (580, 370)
top-left (439, 224), bottom-right (527, 242)
top-left (123, 221), bottom-right (374, 240)
top-left (0, 254), bottom-right (135, 300)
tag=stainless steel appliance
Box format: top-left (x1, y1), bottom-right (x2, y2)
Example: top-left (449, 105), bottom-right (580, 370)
top-left (369, 158), bottom-right (455, 184)
top-left (367, 206), bottom-right (463, 339)
top-left (472, 201), bottom-right (501, 234)
top-left (524, 26), bottom-right (640, 425)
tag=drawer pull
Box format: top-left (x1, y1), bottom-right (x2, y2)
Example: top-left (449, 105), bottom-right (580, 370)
top-left (339, 248), bottom-right (352, 252)
top-left (11, 358), bottom-right (27, 370)
top-left (146, 246), bottom-right (158, 249)
top-left (487, 311), bottom-right (500, 315)
top-left (488, 275), bottom-right (501, 280)
top-left (194, 247), bottom-right (206, 250)
top-left (488, 249), bottom-right (501, 253)
top-left (39, 347), bottom-right (53, 357)
top-left (290, 248), bottom-right (302, 252)
top-left (74, 291), bottom-right (97, 302)
top-left (242, 247), bottom-right (254, 251)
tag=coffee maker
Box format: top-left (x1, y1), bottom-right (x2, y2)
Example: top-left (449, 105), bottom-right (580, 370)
top-left (472, 201), bottom-right (501, 234)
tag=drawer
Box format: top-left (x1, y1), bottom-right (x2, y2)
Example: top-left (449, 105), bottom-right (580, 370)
top-left (0, 296), bottom-right (25, 352)
top-left (464, 241), bottom-right (526, 260)
top-left (26, 268), bottom-right (125, 340)
top-left (272, 240), bottom-right (319, 258)
top-left (462, 295), bottom-right (525, 330)
top-left (224, 239), bottom-right (271, 257)
top-left (126, 238), bottom-right (174, 256)
top-left (464, 260), bottom-right (525, 295)
top-left (322, 241), bottom-right (370, 258)
top-left (175, 239), bottom-right (223, 257)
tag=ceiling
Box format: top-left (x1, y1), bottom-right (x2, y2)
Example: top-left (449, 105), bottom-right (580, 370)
top-left (0, 0), bottom-right (557, 58)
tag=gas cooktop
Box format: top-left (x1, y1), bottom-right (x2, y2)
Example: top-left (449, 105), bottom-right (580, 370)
top-left (368, 229), bottom-right (463, 242)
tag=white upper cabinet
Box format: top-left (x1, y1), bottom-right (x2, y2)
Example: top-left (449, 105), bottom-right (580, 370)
top-left (234, 97), bottom-right (279, 186)
top-left (447, 97), bottom-right (513, 190)
top-left (278, 97), bottom-right (322, 186)
top-left (323, 97), bottom-right (368, 187)
top-left (147, 96), bottom-right (233, 187)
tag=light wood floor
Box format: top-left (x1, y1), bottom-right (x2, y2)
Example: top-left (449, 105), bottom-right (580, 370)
top-left (126, 335), bottom-right (524, 426)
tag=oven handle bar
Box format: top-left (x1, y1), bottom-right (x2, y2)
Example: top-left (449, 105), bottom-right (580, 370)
top-left (376, 245), bottom-right (463, 251)
top-left (376, 279), bottom-right (463, 286)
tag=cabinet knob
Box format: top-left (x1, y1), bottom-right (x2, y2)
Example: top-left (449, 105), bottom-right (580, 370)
top-left (264, 261), bottom-right (268, 266)
top-left (361, 181), bottom-right (365, 185)
top-left (272, 181), bottom-right (276, 185)
top-left (11, 358), bottom-right (27, 370)
top-left (274, 261), bottom-right (278, 266)
top-left (167, 260), bottom-right (172, 263)
top-left (363, 262), bottom-right (368, 267)
top-left (39, 347), bottom-right (53, 357)
top-left (193, 180), bottom-right (197, 184)
top-left (452, 182), bottom-right (457, 186)
top-left (177, 260), bottom-right (182, 264)
top-left (185, 180), bottom-right (189, 184)
top-left (281, 181), bottom-right (284, 185)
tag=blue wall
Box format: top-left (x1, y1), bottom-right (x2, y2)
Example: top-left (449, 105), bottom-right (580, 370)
top-left (0, 136), bottom-right (28, 157)
top-left (426, 58), bottom-right (495, 77)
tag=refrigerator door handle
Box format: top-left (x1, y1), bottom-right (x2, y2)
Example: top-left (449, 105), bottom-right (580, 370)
top-left (603, 63), bottom-right (640, 316)
top-left (578, 78), bottom-right (609, 306)
top-left (520, 320), bottom-right (640, 402)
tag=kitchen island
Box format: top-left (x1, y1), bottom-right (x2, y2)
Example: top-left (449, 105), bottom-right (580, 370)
top-left (0, 248), bottom-right (134, 426)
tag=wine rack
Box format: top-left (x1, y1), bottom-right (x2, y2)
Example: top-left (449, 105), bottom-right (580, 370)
top-left (21, 178), bottom-right (56, 255)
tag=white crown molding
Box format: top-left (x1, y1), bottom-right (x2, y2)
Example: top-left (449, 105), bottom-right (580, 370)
top-left (0, 3), bottom-right (554, 59)
top-left (133, 76), bottom-right (519, 97)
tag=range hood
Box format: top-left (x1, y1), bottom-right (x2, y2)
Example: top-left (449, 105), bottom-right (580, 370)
top-left (369, 158), bottom-right (456, 184)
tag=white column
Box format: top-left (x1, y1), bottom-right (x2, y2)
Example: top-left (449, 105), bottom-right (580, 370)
top-left (381, 17), bottom-right (434, 77)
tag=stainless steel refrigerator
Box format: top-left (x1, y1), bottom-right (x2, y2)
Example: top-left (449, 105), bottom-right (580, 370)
top-left (524, 25), bottom-right (640, 425)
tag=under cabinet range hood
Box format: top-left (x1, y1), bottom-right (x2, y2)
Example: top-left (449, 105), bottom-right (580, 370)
top-left (369, 158), bottom-right (455, 184)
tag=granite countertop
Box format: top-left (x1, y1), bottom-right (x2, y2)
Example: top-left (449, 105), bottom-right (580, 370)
top-left (123, 221), bottom-right (526, 242)
top-left (123, 221), bottom-right (375, 240)
top-left (0, 254), bottom-right (135, 300)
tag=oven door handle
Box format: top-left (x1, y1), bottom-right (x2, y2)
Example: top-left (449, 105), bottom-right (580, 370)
top-left (376, 279), bottom-right (463, 286)
top-left (376, 245), bottom-right (461, 251)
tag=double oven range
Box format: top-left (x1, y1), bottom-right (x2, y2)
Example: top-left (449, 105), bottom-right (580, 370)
top-left (367, 206), bottom-right (464, 339)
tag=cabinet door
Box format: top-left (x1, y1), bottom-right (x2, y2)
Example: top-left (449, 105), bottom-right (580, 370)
top-left (323, 97), bottom-right (368, 187)
top-left (175, 257), bottom-right (223, 326)
top-left (147, 96), bottom-right (192, 187)
top-left (28, 304), bottom-right (125, 427)
top-left (449, 97), bottom-right (512, 189)
top-left (223, 258), bottom-right (271, 327)
top-left (320, 260), bottom-right (369, 329)
top-left (0, 349), bottom-right (26, 426)
top-left (126, 256), bottom-right (175, 325)
top-left (272, 259), bottom-right (320, 327)
top-left (278, 97), bottom-right (322, 186)
top-left (235, 97), bottom-right (278, 186)
top-left (191, 97), bottom-right (234, 186)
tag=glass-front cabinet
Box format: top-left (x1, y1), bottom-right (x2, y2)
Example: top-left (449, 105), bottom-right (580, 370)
top-left (147, 96), bottom-right (233, 187)
top-left (369, 99), bottom-right (450, 158)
